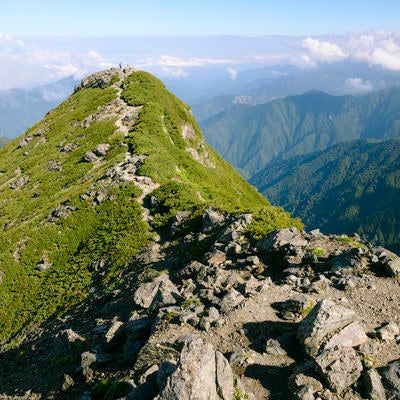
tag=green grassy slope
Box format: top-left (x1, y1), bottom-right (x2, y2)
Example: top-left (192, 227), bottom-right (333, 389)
top-left (251, 139), bottom-right (400, 253)
top-left (0, 69), bottom-right (294, 342)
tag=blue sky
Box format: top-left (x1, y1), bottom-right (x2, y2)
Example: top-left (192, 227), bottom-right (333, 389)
top-left (1, 0), bottom-right (400, 36)
top-left (1, 1), bottom-right (400, 90)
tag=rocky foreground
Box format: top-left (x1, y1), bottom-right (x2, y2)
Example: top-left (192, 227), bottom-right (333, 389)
top-left (1, 207), bottom-right (400, 399)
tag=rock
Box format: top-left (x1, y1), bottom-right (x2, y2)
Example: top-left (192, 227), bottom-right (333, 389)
top-left (265, 338), bottom-right (287, 356)
top-left (160, 335), bottom-right (233, 400)
top-left (376, 321), bottom-right (400, 341)
top-left (171, 211), bottom-right (192, 236)
top-left (125, 316), bottom-right (152, 340)
top-left (371, 247), bottom-right (400, 277)
top-left (36, 256), bottom-right (52, 272)
top-left (10, 175), bottom-right (30, 189)
top-left (324, 321), bottom-right (369, 350)
top-left (293, 386), bottom-right (315, 400)
top-left (46, 204), bottom-right (76, 222)
top-left (217, 214), bottom-right (252, 243)
top-left (315, 346), bottom-right (363, 394)
top-left (83, 151), bottom-right (98, 162)
top-left (385, 257), bottom-right (400, 277)
top-left (216, 351), bottom-right (234, 400)
top-left (157, 360), bottom-right (177, 393)
top-left (297, 299), bottom-right (356, 356)
top-left (361, 369), bottom-right (386, 400)
top-left (103, 319), bottom-right (125, 349)
top-left (176, 260), bottom-right (206, 281)
top-left (81, 351), bottom-right (112, 379)
top-left (58, 328), bottom-right (85, 345)
top-left (205, 250), bottom-right (227, 267)
top-left (61, 143), bottom-right (77, 152)
top-left (290, 371), bottom-right (323, 395)
top-left (257, 227), bottom-right (307, 254)
top-left (202, 207), bottom-right (226, 231)
top-left (273, 295), bottom-right (316, 320)
top-left (134, 343), bottom-right (180, 375)
top-left (93, 143), bottom-right (110, 156)
top-left (19, 136), bottom-right (33, 148)
top-left (381, 360), bottom-right (400, 399)
top-left (358, 341), bottom-right (381, 369)
top-left (220, 289), bottom-right (245, 314)
top-left (61, 374), bottom-right (75, 391)
top-left (47, 160), bottom-right (62, 171)
top-left (134, 274), bottom-right (179, 310)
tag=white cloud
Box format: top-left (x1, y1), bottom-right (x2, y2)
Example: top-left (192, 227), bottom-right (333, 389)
top-left (0, 34), bottom-right (112, 90)
top-left (302, 37), bottom-right (347, 62)
top-left (159, 67), bottom-right (189, 78)
top-left (346, 31), bottom-right (400, 70)
top-left (227, 67), bottom-right (238, 80)
top-left (137, 54), bottom-right (237, 68)
top-left (345, 78), bottom-right (374, 92)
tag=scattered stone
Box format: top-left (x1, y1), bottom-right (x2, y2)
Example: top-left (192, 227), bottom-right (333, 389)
top-left (47, 160), bottom-right (62, 171)
top-left (61, 143), bottom-right (77, 152)
top-left (219, 289), bottom-right (245, 314)
top-left (160, 336), bottom-right (233, 400)
top-left (314, 345), bottom-right (363, 394)
top-left (10, 175), bottom-right (30, 189)
top-left (36, 256), bottom-right (52, 272)
top-left (205, 250), bottom-right (227, 267)
top-left (361, 369), bottom-right (386, 400)
top-left (376, 321), bottom-right (400, 341)
top-left (297, 299), bottom-right (356, 356)
top-left (61, 374), bottom-right (75, 391)
top-left (216, 351), bottom-right (234, 400)
top-left (202, 207), bottom-right (226, 231)
top-left (265, 338), bottom-right (287, 356)
top-left (80, 351), bottom-right (112, 378)
top-left (83, 151), bottom-right (98, 162)
top-left (19, 136), bottom-right (33, 148)
top-left (46, 203), bottom-right (76, 223)
top-left (93, 143), bottom-right (110, 156)
top-left (324, 321), bottom-right (369, 350)
top-left (257, 227), bottom-right (308, 254)
top-left (381, 360), bottom-right (400, 399)
top-left (134, 274), bottom-right (180, 310)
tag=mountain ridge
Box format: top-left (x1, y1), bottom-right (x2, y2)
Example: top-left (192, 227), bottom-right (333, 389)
top-left (201, 87), bottom-right (400, 178)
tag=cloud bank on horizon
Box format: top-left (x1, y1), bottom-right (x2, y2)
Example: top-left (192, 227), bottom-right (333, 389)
top-left (1, 31), bottom-right (400, 90)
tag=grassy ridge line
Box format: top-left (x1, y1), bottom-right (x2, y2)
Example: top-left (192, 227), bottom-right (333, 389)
top-left (0, 69), bottom-right (299, 341)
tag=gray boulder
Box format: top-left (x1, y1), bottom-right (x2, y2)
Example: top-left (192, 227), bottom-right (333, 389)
top-left (257, 227), bottom-right (307, 254)
top-left (315, 345), bottom-right (363, 394)
top-left (202, 207), bottom-right (226, 231)
top-left (381, 360), bottom-right (400, 399)
top-left (83, 151), bottom-right (98, 162)
top-left (361, 369), bottom-right (386, 400)
top-left (160, 336), bottom-right (234, 400)
top-left (133, 274), bottom-right (180, 310)
top-left (93, 143), bottom-right (110, 156)
top-left (297, 299), bottom-right (356, 356)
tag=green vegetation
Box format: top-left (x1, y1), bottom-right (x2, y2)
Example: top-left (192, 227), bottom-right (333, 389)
top-left (202, 88), bottom-right (400, 178)
top-left (245, 207), bottom-right (303, 241)
top-left (0, 84), bottom-right (145, 339)
top-left (333, 235), bottom-right (366, 249)
top-left (252, 139), bottom-right (400, 253)
top-left (312, 248), bottom-right (324, 257)
top-left (0, 70), bottom-right (302, 343)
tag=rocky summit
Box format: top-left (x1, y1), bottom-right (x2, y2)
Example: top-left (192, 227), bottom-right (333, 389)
top-left (0, 68), bottom-right (399, 400)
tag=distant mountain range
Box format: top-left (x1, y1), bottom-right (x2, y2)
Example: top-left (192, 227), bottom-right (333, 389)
top-left (0, 77), bottom-right (77, 138)
top-left (191, 61), bottom-right (400, 122)
top-left (201, 87), bottom-right (400, 178)
top-left (250, 139), bottom-right (400, 253)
